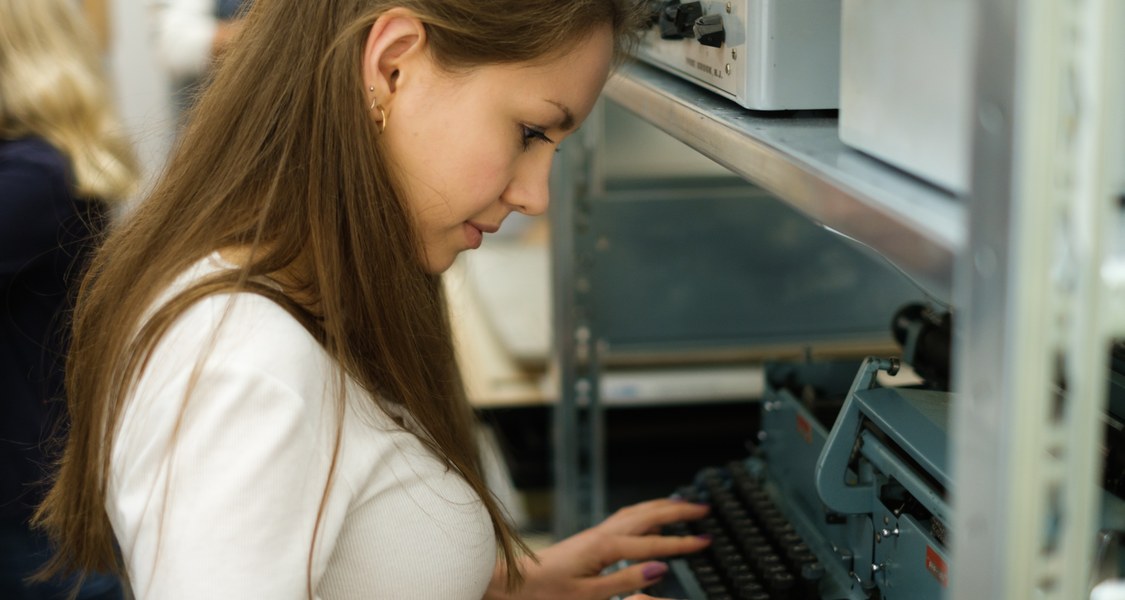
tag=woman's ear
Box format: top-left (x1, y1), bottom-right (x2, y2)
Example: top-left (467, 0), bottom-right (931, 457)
top-left (362, 8), bottom-right (428, 111)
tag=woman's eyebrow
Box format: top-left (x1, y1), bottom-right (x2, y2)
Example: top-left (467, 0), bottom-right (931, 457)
top-left (545, 100), bottom-right (575, 131)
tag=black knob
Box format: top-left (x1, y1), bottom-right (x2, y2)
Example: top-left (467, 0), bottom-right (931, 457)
top-left (659, 1), bottom-right (703, 39)
top-left (891, 303), bottom-right (952, 388)
top-left (645, 0), bottom-right (664, 26)
top-left (694, 13), bottom-right (725, 47)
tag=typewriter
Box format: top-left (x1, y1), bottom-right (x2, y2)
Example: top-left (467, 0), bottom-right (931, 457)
top-left (651, 305), bottom-right (1125, 599)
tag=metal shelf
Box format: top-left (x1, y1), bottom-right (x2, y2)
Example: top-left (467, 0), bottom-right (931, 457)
top-left (604, 61), bottom-right (965, 299)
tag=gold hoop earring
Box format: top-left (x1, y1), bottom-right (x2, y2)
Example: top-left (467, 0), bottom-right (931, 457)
top-left (366, 85), bottom-right (386, 132)
top-left (375, 105), bottom-right (387, 134)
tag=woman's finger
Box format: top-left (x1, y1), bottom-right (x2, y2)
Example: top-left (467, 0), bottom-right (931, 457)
top-left (602, 498), bottom-right (711, 534)
top-left (583, 561), bottom-right (672, 599)
top-left (600, 534), bottom-right (712, 563)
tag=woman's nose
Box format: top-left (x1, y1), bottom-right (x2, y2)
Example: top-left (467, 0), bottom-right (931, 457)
top-left (501, 156), bottom-right (553, 216)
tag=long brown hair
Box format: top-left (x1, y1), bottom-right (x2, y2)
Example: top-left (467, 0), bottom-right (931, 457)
top-left (34, 0), bottom-right (647, 594)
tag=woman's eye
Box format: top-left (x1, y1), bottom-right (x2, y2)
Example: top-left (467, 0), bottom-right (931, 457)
top-left (520, 125), bottom-right (555, 150)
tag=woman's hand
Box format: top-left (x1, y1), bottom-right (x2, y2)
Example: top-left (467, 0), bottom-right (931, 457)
top-left (486, 497), bottom-right (711, 600)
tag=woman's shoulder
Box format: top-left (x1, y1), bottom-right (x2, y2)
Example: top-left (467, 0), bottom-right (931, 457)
top-left (144, 255), bottom-right (334, 392)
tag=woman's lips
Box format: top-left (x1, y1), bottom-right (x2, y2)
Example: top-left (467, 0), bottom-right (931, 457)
top-left (464, 221), bottom-right (500, 250)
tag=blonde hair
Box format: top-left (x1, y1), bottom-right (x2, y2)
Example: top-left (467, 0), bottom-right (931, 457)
top-left (0, 0), bottom-right (138, 203)
top-left (36, 0), bottom-right (646, 595)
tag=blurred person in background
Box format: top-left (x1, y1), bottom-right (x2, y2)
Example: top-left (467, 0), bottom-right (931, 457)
top-left (150, 0), bottom-right (252, 120)
top-left (0, 0), bottom-right (137, 597)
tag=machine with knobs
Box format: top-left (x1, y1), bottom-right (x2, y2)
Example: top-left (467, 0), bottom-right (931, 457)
top-left (636, 0), bottom-right (842, 110)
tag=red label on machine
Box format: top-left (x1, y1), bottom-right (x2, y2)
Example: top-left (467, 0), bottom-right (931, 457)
top-left (795, 414), bottom-right (813, 444)
top-left (925, 546), bottom-right (948, 587)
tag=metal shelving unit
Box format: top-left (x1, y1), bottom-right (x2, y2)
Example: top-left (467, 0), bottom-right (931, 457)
top-left (604, 61), bottom-right (964, 300)
top-left (552, 1), bottom-right (1123, 597)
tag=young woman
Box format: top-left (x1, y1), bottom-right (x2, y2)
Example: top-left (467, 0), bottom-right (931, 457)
top-left (0, 0), bottom-right (137, 597)
top-left (35, 1), bottom-right (712, 598)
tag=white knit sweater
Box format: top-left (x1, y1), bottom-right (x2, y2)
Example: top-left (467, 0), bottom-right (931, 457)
top-left (107, 256), bottom-right (497, 599)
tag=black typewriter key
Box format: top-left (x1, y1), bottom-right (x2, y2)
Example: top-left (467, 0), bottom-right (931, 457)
top-left (767, 570), bottom-right (796, 600)
top-left (698, 472), bottom-right (726, 491)
top-left (701, 579), bottom-right (729, 593)
top-left (717, 554), bottom-right (746, 571)
top-left (692, 563), bottom-right (718, 578)
top-left (710, 531), bottom-right (734, 547)
top-left (772, 522), bottom-right (797, 538)
top-left (737, 583), bottom-right (768, 600)
top-left (759, 509), bottom-right (785, 524)
top-left (791, 552), bottom-right (817, 570)
top-left (730, 516), bottom-right (756, 532)
top-left (784, 542), bottom-right (811, 560)
top-left (697, 572), bottom-right (724, 590)
top-left (747, 495), bottom-right (774, 515)
top-left (762, 517), bottom-right (791, 539)
top-left (734, 482), bottom-right (759, 504)
top-left (742, 542), bottom-right (770, 561)
top-left (726, 508), bottom-right (751, 524)
top-left (711, 492), bottom-right (738, 509)
top-left (715, 555), bottom-right (744, 577)
top-left (745, 488), bottom-right (769, 502)
top-left (717, 497), bottom-right (741, 513)
top-left (731, 527), bottom-right (758, 548)
top-left (720, 502), bottom-right (745, 520)
top-left (727, 460), bottom-right (751, 476)
top-left (754, 553), bottom-right (783, 575)
top-left (711, 542), bottom-right (739, 560)
top-left (729, 572), bottom-right (759, 590)
top-left (721, 563), bottom-right (754, 588)
top-left (778, 532), bottom-right (802, 548)
top-left (740, 533), bottom-right (768, 551)
top-left (731, 518), bottom-right (757, 534)
top-left (798, 561), bottom-right (825, 597)
top-left (688, 555), bottom-right (711, 569)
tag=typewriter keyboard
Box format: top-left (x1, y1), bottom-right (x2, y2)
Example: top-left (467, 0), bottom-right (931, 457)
top-left (663, 461), bottom-right (826, 600)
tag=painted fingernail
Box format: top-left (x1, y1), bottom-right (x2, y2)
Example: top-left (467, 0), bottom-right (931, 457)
top-left (642, 562), bottom-right (669, 581)
top-left (695, 533), bottom-right (714, 542)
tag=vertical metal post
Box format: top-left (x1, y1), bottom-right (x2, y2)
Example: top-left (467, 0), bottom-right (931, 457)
top-left (551, 102), bottom-right (607, 538)
top-left (951, 0), bottom-right (1121, 598)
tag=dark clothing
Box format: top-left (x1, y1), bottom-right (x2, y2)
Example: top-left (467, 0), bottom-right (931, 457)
top-left (0, 521), bottom-right (122, 600)
top-left (0, 137), bottom-right (120, 599)
top-left (217, 0), bottom-right (248, 18)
